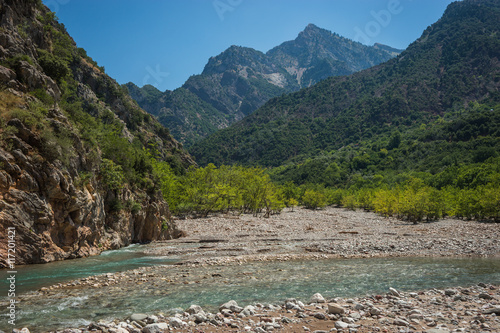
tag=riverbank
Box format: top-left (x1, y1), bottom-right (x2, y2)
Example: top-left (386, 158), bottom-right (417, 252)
top-left (37, 284), bottom-right (500, 332)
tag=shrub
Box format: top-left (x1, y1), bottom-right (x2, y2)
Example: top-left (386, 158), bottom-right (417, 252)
top-left (287, 198), bottom-right (298, 211)
top-left (301, 189), bottom-right (326, 210)
top-left (37, 48), bottom-right (69, 82)
top-left (126, 200), bottom-right (142, 214)
top-left (325, 188), bottom-right (345, 206)
top-left (99, 159), bottom-right (125, 191)
top-left (373, 188), bottom-right (399, 217)
top-left (108, 198), bottom-right (123, 213)
top-left (341, 194), bottom-right (357, 211)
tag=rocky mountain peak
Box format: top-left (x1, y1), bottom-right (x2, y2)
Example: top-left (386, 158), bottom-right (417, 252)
top-left (300, 23), bottom-right (335, 40)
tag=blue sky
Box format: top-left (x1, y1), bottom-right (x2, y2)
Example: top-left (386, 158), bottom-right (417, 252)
top-left (45, 0), bottom-right (457, 91)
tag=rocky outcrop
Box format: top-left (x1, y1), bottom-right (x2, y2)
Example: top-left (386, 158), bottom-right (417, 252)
top-left (0, 0), bottom-right (188, 267)
top-left (0, 106), bottom-right (182, 266)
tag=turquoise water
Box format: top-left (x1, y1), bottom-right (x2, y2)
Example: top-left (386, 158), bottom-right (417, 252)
top-left (1, 253), bottom-right (499, 332)
top-left (0, 244), bottom-right (180, 294)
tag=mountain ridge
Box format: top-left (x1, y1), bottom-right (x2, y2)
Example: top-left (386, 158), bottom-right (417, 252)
top-left (127, 24), bottom-right (401, 146)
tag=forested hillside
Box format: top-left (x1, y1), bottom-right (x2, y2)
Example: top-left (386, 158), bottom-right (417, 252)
top-left (190, 0), bottom-right (500, 167)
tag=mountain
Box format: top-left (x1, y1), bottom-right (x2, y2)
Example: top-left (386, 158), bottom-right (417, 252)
top-left (190, 0), bottom-right (500, 167)
top-left (127, 24), bottom-right (400, 146)
top-left (0, 0), bottom-right (192, 266)
top-left (266, 24), bottom-right (400, 87)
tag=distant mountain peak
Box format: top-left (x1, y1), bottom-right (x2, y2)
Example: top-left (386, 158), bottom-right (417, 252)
top-left (190, 0), bottom-right (500, 167)
top-left (304, 23), bottom-right (321, 31)
top-left (298, 23), bottom-right (333, 39)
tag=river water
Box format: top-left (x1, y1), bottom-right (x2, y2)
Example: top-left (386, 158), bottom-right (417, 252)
top-left (1, 244), bottom-right (500, 331)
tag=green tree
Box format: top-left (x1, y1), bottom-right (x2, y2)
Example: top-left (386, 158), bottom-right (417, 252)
top-left (302, 189), bottom-right (326, 210)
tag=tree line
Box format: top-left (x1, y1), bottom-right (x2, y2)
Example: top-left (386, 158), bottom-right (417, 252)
top-left (149, 154), bottom-right (499, 223)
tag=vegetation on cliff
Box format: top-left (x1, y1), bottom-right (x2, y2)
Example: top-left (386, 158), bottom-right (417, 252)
top-left (0, 0), bottom-right (191, 266)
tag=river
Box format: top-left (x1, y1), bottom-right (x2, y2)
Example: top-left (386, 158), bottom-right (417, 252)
top-left (1, 244), bottom-right (499, 331)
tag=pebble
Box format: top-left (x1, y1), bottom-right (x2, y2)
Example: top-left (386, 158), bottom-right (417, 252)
top-left (219, 300), bottom-right (243, 313)
top-left (185, 304), bottom-right (204, 314)
top-left (168, 317), bottom-right (185, 328)
top-left (389, 287), bottom-right (401, 297)
top-left (313, 312), bottom-right (327, 320)
top-left (129, 314), bottom-right (148, 322)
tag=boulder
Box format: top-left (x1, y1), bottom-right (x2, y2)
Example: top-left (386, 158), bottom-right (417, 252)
top-left (334, 320), bottom-right (349, 329)
top-left (168, 317), bottom-right (185, 328)
top-left (241, 305), bottom-right (256, 316)
top-left (129, 313), bottom-right (149, 322)
top-left (310, 293), bottom-right (326, 303)
top-left (186, 304), bottom-right (204, 315)
top-left (219, 300), bottom-right (243, 313)
top-left (0, 65), bottom-right (16, 83)
top-left (327, 303), bottom-right (344, 315)
top-left (483, 306), bottom-right (500, 315)
top-left (389, 287), bottom-right (401, 297)
top-left (141, 323), bottom-right (168, 333)
top-left (393, 318), bottom-right (409, 326)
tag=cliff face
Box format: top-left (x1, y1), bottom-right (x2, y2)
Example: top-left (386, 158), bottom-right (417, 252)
top-left (0, 0), bottom-right (189, 266)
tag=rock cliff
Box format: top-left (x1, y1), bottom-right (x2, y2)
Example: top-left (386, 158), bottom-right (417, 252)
top-left (0, 0), bottom-right (190, 266)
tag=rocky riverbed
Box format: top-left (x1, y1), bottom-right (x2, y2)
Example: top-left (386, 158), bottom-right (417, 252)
top-left (17, 284), bottom-right (500, 332)
top-left (150, 207), bottom-right (500, 263)
top-left (7, 207), bottom-right (500, 332)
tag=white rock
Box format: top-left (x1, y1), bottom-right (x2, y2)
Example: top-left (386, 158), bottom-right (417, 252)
top-left (393, 318), bottom-right (409, 326)
top-left (354, 303), bottom-right (365, 310)
top-left (129, 313), bottom-right (148, 322)
top-left (142, 323), bottom-right (168, 333)
top-left (310, 293), bottom-right (326, 303)
top-left (168, 317), bottom-right (185, 328)
top-left (146, 315), bottom-right (158, 323)
top-left (194, 313), bottom-right (207, 323)
top-left (389, 287), bottom-right (401, 297)
top-left (186, 304), bottom-right (204, 315)
top-left (327, 303), bottom-right (345, 315)
top-left (219, 300), bottom-right (243, 313)
top-left (335, 320), bottom-right (349, 329)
